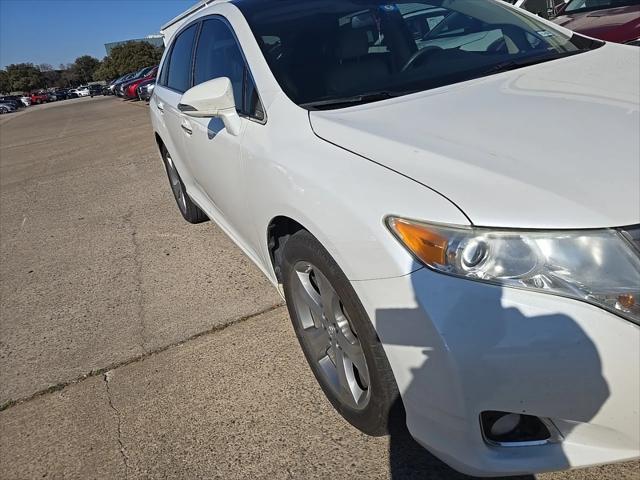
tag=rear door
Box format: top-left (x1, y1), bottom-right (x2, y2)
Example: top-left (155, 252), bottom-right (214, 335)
top-left (153, 22), bottom-right (199, 187)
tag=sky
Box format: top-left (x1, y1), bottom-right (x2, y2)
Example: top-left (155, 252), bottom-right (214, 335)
top-left (0, 0), bottom-right (196, 69)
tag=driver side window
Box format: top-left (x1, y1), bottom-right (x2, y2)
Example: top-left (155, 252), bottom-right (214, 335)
top-left (193, 18), bottom-right (265, 121)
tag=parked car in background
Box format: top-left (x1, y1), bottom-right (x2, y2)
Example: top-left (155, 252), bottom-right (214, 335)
top-left (137, 78), bottom-right (155, 101)
top-left (116, 66), bottom-right (155, 97)
top-left (0, 101), bottom-right (17, 114)
top-left (106, 78), bottom-right (118, 95)
top-left (553, 0), bottom-right (640, 44)
top-left (53, 89), bottom-right (69, 101)
top-left (154, 0), bottom-right (639, 477)
top-left (76, 86), bottom-right (90, 97)
top-left (46, 92), bottom-right (58, 102)
top-left (112, 74), bottom-right (135, 96)
top-left (108, 74), bottom-right (133, 95)
top-left (20, 95), bottom-right (31, 106)
top-left (30, 91), bottom-right (48, 104)
top-left (0, 96), bottom-right (25, 109)
top-left (504, 0), bottom-right (567, 18)
top-left (123, 66), bottom-right (158, 100)
top-left (67, 88), bottom-right (79, 98)
top-left (88, 85), bottom-right (104, 97)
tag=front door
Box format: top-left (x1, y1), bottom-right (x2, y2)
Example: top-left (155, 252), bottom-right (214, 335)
top-left (183, 17), bottom-right (264, 247)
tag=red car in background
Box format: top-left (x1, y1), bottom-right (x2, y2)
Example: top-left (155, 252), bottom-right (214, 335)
top-left (30, 91), bottom-right (49, 104)
top-left (123, 66), bottom-right (158, 100)
top-left (553, 0), bottom-right (640, 45)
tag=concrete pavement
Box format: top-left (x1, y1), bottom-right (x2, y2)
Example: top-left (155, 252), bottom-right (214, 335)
top-left (0, 97), bottom-right (637, 479)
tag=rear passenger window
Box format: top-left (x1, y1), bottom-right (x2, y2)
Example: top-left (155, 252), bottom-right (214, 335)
top-left (194, 18), bottom-right (264, 120)
top-left (166, 24), bottom-right (197, 93)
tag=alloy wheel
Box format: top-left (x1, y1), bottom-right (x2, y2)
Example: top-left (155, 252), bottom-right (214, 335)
top-left (165, 153), bottom-right (187, 214)
top-left (290, 261), bottom-right (371, 410)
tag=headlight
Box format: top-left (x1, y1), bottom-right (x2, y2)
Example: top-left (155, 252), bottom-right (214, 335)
top-left (387, 217), bottom-right (640, 324)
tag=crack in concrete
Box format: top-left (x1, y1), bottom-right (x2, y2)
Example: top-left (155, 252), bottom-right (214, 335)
top-left (123, 211), bottom-right (147, 354)
top-left (103, 371), bottom-right (130, 479)
top-left (0, 303), bottom-right (284, 412)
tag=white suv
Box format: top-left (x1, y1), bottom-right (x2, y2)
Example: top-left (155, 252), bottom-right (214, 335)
top-left (151, 0), bottom-right (639, 476)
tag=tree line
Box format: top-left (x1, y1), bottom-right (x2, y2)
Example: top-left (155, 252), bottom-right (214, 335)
top-left (0, 41), bottom-right (164, 94)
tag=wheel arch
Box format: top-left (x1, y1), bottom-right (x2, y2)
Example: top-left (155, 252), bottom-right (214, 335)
top-left (154, 132), bottom-right (165, 155)
top-left (267, 215), bottom-right (306, 284)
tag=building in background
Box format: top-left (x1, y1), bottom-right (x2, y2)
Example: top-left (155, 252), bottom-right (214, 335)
top-left (104, 35), bottom-right (163, 55)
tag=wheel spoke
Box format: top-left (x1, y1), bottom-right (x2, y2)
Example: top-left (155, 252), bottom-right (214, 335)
top-left (315, 270), bottom-right (340, 323)
top-left (304, 327), bottom-right (330, 362)
top-left (332, 338), bottom-right (352, 402)
top-left (165, 156), bottom-right (187, 213)
top-left (337, 334), bottom-right (369, 388)
top-left (295, 272), bottom-right (324, 328)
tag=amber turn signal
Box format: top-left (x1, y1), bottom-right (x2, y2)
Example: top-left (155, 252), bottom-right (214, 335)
top-left (389, 218), bottom-right (449, 265)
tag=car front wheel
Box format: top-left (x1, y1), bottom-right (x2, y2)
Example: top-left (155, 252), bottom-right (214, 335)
top-left (281, 229), bottom-right (401, 436)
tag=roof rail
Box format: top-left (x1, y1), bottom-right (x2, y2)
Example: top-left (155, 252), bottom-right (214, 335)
top-left (160, 0), bottom-right (224, 39)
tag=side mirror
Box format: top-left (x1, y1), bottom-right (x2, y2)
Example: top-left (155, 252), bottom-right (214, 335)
top-left (178, 77), bottom-right (241, 136)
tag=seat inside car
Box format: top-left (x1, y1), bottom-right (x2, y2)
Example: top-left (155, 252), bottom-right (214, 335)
top-left (325, 29), bottom-right (390, 95)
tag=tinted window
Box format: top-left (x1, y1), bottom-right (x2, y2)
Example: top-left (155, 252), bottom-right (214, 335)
top-left (159, 50), bottom-right (171, 86)
top-left (194, 18), bottom-right (264, 119)
top-left (194, 19), bottom-right (245, 106)
top-left (521, 0), bottom-right (552, 17)
top-left (238, 0), bottom-right (602, 109)
top-left (244, 71), bottom-right (265, 121)
top-left (166, 24), bottom-right (197, 93)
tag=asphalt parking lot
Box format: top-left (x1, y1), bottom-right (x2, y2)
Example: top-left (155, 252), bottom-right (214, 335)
top-left (0, 97), bottom-right (637, 480)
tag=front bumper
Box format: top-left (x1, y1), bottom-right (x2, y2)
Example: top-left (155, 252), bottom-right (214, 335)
top-left (352, 268), bottom-right (640, 476)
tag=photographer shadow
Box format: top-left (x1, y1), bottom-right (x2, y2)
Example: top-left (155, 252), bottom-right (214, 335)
top-left (374, 273), bottom-right (609, 479)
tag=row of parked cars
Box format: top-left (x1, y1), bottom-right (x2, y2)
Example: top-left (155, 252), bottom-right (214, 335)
top-left (106, 65), bottom-right (157, 102)
top-left (506, 0), bottom-right (640, 45)
top-left (0, 85), bottom-right (107, 114)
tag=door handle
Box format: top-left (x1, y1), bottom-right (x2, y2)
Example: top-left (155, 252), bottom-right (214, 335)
top-left (181, 119), bottom-right (193, 135)
top-left (156, 101), bottom-right (164, 113)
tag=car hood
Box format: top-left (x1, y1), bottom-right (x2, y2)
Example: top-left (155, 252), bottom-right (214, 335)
top-left (553, 5), bottom-right (640, 43)
top-left (309, 44), bottom-right (640, 229)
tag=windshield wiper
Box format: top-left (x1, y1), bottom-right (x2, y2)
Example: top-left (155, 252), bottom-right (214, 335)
top-left (479, 49), bottom-right (587, 77)
top-left (302, 91), bottom-right (400, 110)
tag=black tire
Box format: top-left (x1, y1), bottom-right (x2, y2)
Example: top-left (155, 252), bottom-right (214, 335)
top-left (281, 229), bottom-right (401, 436)
top-left (160, 145), bottom-right (208, 224)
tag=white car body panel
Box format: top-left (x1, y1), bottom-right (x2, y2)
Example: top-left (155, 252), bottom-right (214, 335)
top-left (153, 3), bottom-right (470, 282)
top-left (353, 269), bottom-right (639, 476)
top-left (310, 43), bottom-right (640, 230)
top-left (150, 1), bottom-right (640, 475)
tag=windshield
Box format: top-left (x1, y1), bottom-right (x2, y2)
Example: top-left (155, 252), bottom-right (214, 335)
top-left (238, 0), bottom-right (601, 109)
top-left (564, 0), bottom-right (638, 13)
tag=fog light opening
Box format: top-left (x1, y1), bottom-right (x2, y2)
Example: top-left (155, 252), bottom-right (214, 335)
top-left (481, 411), bottom-right (554, 447)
